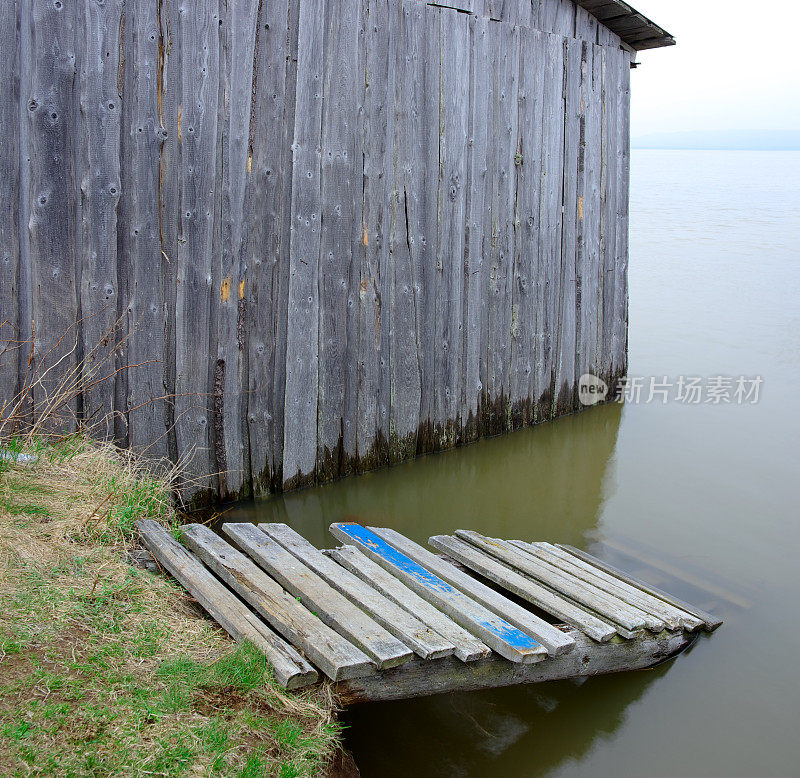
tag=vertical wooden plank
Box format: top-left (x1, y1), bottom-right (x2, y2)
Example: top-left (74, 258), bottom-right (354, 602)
top-left (0, 0), bottom-right (21, 411)
top-left (534, 32), bottom-right (564, 420)
top-left (599, 44), bottom-right (618, 387)
top-left (174, 0), bottom-right (221, 496)
top-left (245, 0), bottom-right (293, 495)
top-left (75, 0), bottom-right (123, 436)
top-left (462, 14), bottom-right (491, 443)
top-left (509, 26), bottom-right (544, 427)
top-left (577, 41), bottom-right (602, 382)
top-left (387, 0), bottom-right (423, 463)
top-left (485, 21), bottom-right (520, 434)
top-left (435, 8), bottom-right (469, 447)
top-left (282, 0), bottom-right (326, 489)
top-left (552, 36), bottom-right (581, 416)
top-left (356, 0), bottom-right (394, 470)
top-left (612, 49), bottom-right (631, 380)
top-left (27, 0), bottom-right (79, 429)
top-left (317, 0), bottom-right (364, 480)
top-left (214, 0), bottom-right (262, 499)
top-left (396, 1), bottom-right (439, 455)
top-left (118, 0), bottom-right (168, 459)
top-left (158, 0), bottom-right (184, 463)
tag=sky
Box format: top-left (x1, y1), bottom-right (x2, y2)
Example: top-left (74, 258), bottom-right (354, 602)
top-left (628, 0), bottom-right (800, 138)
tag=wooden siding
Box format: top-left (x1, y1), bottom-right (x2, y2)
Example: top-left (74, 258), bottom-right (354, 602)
top-left (0, 0), bottom-right (632, 502)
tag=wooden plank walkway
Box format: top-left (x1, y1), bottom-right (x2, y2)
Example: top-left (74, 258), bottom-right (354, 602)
top-left (136, 519), bottom-right (721, 698)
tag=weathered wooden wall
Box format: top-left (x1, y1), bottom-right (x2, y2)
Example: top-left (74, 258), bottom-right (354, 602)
top-left (0, 0), bottom-right (631, 502)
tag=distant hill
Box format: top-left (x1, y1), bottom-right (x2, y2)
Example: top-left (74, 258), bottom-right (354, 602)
top-left (631, 130), bottom-right (800, 150)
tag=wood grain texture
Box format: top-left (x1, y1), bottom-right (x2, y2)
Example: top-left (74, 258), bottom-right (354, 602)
top-left (136, 520), bottom-right (318, 689)
top-left (558, 544), bottom-right (723, 631)
top-left (173, 1), bottom-right (221, 494)
top-left (0, 0), bottom-right (21, 411)
top-left (222, 522), bottom-right (413, 668)
top-left (329, 544), bottom-right (491, 662)
top-left (457, 530), bottom-right (650, 634)
top-left (27, 0), bottom-right (79, 428)
top-left (330, 523), bottom-right (549, 664)
top-left (261, 523), bottom-right (456, 660)
top-left (6, 0), bottom-right (639, 501)
top-left (181, 523), bottom-right (375, 681)
top-left (430, 533), bottom-right (616, 642)
top-left (76, 0), bottom-right (123, 436)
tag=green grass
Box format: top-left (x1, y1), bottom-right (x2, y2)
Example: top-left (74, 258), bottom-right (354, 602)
top-left (0, 435), bottom-right (339, 776)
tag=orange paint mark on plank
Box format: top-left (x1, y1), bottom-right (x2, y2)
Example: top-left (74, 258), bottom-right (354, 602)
top-left (221, 277), bottom-right (231, 302)
top-left (578, 196), bottom-right (584, 221)
top-left (238, 278), bottom-right (245, 299)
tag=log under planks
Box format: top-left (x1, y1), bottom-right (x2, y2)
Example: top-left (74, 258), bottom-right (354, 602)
top-left (136, 520), bottom-right (718, 701)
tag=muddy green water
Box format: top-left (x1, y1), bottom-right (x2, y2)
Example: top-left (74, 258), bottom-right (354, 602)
top-left (228, 151), bottom-right (800, 776)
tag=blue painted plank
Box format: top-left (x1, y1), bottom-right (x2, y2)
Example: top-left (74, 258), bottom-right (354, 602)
top-left (329, 523), bottom-right (546, 662)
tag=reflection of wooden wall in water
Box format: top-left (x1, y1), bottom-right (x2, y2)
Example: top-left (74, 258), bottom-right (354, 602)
top-left (0, 0), bottom-right (666, 501)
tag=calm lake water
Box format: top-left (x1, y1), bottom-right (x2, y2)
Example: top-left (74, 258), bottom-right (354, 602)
top-left (228, 150), bottom-right (800, 777)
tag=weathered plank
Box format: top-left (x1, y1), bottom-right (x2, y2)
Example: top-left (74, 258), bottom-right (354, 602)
top-left (261, 523), bottom-right (455, 660)
top-left (612, 49), bottom-right (631, 376)
top-left (181, 523), bottom-right (375, 681)
top-left (505, 539), bottom-right (665, 631)
top-left (462, 13), bottom-right (491, 441)
top-left (430, 534), bottom-right (616, 643)
top-left (76, 0), bottom-right (123, 435)
top-left (27, 0), bottom-right (79, 428)
top-left (0, 0), bottom-right (21, 411)
top-left (456, 530), bottom-right (651, 634)
top-left (527, 541), bottom-right (703, 630)
top-left (329, 523), bottom-right (548, 664)
top-left (329, 545), bottom-right (491, 662)
top-left (387, 0), bottom-right (425, 462)
top-left (121, 0), bottom-right (169, 459)
top-left (552, 35), bottom-right (581, 415)
top-left (245, 0), bottom-right (294, 493)
top-left (214, 0), bottom-right (263, 499)
top-left (136, 520), bottom-right (318, 689)
top-left (509, 25), bottom-right (544, 426)
top-left (434, 7), bottom-right (469, 446)
top-left (173, 0), bottom-right (221, 493)
top-left (485, 22), bottom-right (520, 434)
top-left (336, 627), bottom-right (692, 704)
top-left (282, 0), bottom-right (326, 489)
top-left (535, 32), bottom-right (565, 418)
top-left (222, 522), bottom-right (413, 668)
top-left (369, 526), bottom-right (576, 655)
top-left (316, 0), bottom-right (364, 480)
top-left (559, 544), bottom-right (723, 630)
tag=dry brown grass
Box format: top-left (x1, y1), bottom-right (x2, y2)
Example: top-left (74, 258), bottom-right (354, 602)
top-left (0, 437), bottom-right (339, 777)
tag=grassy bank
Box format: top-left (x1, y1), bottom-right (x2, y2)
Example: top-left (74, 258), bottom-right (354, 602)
top-left (0, 435), bottom-right (339, 776)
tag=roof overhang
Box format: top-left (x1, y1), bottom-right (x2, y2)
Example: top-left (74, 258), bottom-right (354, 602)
top-left (575, 1), bottom-right (675, 50)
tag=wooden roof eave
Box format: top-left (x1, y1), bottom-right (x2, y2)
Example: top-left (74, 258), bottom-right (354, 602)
top-left (575, 0), bottom-right (675, 51)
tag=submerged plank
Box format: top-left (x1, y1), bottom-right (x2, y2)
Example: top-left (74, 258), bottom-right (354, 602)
top-left (135, 520), bottom-right (317, 690)
top-left (260, 523), bottom-right (455, 660)
top-left (525, 541), bottom-right (702, 631)
top-left (507, 540), bottom-right (666, 632)
top-left (558, 544), bottom-right (723, 631)
top-left (456, 531), bottom-right (649, 635)
top-left (364, 527), bottom-right (575, 655)
top-left (329, 545), bottom-right (490, 662)
top-left (222, 523), bottom-right (413, 668)
top-left (329, 524), bottom-right (547, 664)
top-left (430, 535), bottom-right (616, 643)
top-left (180, 524), bottom-right (374, 681)
top-left (336, 628), bottom-right (692, 704)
